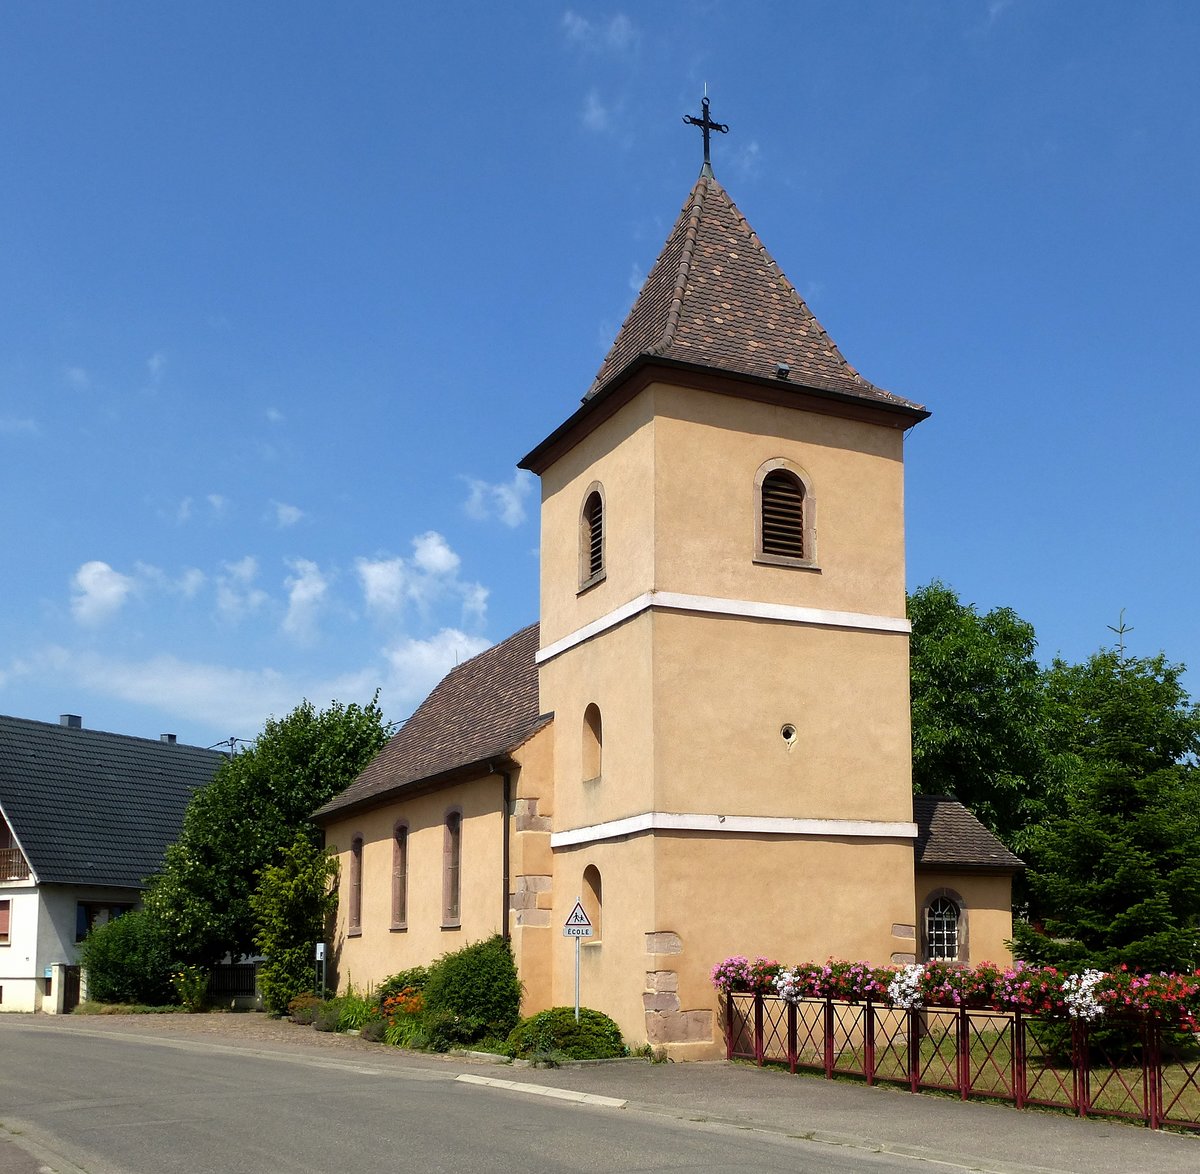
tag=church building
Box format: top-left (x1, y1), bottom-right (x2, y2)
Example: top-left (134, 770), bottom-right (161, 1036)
top-left (314, 106), bottom-right (1021, 1058)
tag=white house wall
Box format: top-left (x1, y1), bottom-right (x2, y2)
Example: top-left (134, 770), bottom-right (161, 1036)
top-left (1, 883), bottom-right (42, 1012)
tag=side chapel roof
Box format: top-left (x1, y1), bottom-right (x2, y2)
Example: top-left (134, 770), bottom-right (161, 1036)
top-left (0, 714), bottom-right (226, 888)
top-left (913, 795), bottom-right (1025, 872)
top-left (314, 623), bottom-right (549, 821)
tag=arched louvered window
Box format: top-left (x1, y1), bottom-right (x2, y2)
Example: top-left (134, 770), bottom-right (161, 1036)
top-left (755, 460), bottom-right (816, 566)
top-left (761, 470), bottom-right (805, 558)
top-left (580, 485), bottom-right (605, 588)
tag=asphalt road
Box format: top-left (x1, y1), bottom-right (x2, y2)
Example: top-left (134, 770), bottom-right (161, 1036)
top-left (0, 1020), bottom-right (933, 1174)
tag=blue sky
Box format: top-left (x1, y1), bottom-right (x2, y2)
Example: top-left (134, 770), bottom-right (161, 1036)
top-left (2, 2), bottom-right (1197, 749)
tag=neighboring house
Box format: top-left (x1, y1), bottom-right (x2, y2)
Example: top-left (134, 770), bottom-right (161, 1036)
top-left (0, 713), bottom-right (225, 1012)
top-left (315, 149), bottom-right (1023, 1057)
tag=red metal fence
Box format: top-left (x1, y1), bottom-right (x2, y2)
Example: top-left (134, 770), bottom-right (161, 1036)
top-left (726, 992), bottom-right (1200, 1133)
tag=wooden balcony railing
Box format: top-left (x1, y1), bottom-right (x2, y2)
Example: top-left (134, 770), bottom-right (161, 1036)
top-left (0, 847), bottom-right (31, 881)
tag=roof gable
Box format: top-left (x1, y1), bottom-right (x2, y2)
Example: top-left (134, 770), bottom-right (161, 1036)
top-left (315, 623), bottom-right (549, 820)
top-left (914, 795), bottom-right (1024, 872)
top-left (0, 716), bottom-right (226, 888)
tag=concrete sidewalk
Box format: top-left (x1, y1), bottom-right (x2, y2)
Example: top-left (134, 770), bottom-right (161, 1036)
top-left (494, 1055), bottom-right (1200, 1174)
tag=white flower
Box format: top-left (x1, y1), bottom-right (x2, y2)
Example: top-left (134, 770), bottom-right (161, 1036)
top-left (773, 969), bottom-right (803, 1003)
top-left (1062, 969), bottom-right (1105, 1021)
top-left (888, 964), bottom-right (925, 1010)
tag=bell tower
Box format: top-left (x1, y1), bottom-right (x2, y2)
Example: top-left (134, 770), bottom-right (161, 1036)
top-left (519, 103), bottom-right (929, 1055)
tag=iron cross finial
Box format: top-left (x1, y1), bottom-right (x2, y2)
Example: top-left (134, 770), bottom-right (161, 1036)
top-left (682, 95), bottom-right (729, 171)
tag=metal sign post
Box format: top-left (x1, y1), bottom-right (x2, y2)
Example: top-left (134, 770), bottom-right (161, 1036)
top-left (562, 899), bottom-right (593, 1023)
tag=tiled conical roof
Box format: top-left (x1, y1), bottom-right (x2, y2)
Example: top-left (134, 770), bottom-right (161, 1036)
top-left (586, 172), bottom-right (920, 411)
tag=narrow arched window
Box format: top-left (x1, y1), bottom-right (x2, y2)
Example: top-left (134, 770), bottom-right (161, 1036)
top-left (580, 486), bottom-right (605, 588)
top-left (760, 469), bottom-right (806, 559)
top-left (348, 836), bottom-right (363, 935)
top-left (925, 896), bottom-right (960, 961)
top-left (391, 823), bottom-right (409, 930)
top-left (582, 865), bottom-right (603, 942)
top-left (582, 704), bottom-right (602, 782)
top-left (443, 811), bottom-right (462, 928)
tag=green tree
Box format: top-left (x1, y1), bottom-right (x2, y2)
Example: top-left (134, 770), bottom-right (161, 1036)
top-left (146, 696), bottom-right (391, 963)
top-left (252, 832), bottom-right (339, 1016)
top-left (908, 582), bottom-right (1053, 849)
top-left (1013, 648), bottom-right (1200, 973)
top-left (77, 908), bottom-right (175, 1005)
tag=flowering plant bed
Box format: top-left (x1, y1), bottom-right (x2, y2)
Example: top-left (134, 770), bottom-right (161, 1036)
top-left (711, 957), bottom-right (1200, 1028)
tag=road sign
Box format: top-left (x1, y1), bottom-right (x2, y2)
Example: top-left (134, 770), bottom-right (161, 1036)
top-left (563, 901), bottom-right (593, 937)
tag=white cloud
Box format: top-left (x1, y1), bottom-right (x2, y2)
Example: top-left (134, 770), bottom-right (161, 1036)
top-left (464, 469), bottom-right (535, 528)
top-left (176, 496), bottom-right (193, 523)
top-left (0, 416), bottom-right (38, 435)
top-left (627, 262), bottom-right (645, 297)
top-left (383, 629), bottom-right (493, 705)
top-left (216, 556), bottom-right (268, 623)
top-left (583, 89), bottom-right (610, 133)
top-left (65, 366), bottom-right (90, 391)
top-left (266, 408), bottom-right (285, 424)
top-left (70, 561), bottom-right (135, 625)
top-left (562, 11), bottom-right (638, 54)
top-left (461, 583), bottom-right (489, 624)
top-left (207, 494), bottom-right (228, 516)
top-left (412, 531), bottom-right (460, 576)
top-left (356, 557), bottom-right (408, 615)
top-left (177, 568), bottom-right (206, 599)
top-left (147, 351), bottom-right (166, 382)
top-left (732, 140), bottom-right (762, 182)
top-left (272, 501), bottom-right (304, 528)
top-left (282, 558), bottom-right (328, 640)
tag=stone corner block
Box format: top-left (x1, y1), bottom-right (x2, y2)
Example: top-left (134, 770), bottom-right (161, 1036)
top-left (644, 931), bottom-right (682, 955)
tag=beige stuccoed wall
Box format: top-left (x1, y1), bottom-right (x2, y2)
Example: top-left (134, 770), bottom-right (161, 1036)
top-left (650, 384), bottom-right (907, 617)
top-left (324, 775), bottom-right (506, 994)
top-left (916, 871), bottom-right (1016, 967)
top-left (651, 610), bottom-right (913, 822)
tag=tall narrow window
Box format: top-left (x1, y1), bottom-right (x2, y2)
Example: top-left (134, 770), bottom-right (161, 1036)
top-left (580, 485), bottom-right (605, 588)
top-left (391, 823), bottom-right (409, 930)
top-left (348, 836), bottom-right (363, 935)
top-left (925, 896), bottom-right (960, 961)
top-left (0, 899), bottom-right (10, 947)
top-left (582, 704), bottom-right (603, 782)
top-left (443, 811), bottom-right (462, 928)
top-left (755, 460), bottom-right (815, 566)
top-left (761, 470), bottom-right (805, 558)
top-left (582, 865), bottom-right (602, 942)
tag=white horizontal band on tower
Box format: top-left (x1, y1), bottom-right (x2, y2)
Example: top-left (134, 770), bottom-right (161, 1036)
top-left (535, 590), bottom-right (910, 665)
top-left (549, 811), bottom-right (918, 849)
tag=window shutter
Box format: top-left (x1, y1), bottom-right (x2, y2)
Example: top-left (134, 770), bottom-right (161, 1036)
top-left (761, 471), bottom-right (805, 558)
top-left (585, 493), bottom-right (603, 578)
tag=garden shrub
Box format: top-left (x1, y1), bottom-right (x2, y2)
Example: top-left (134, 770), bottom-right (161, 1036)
top-left (507, 1007), bottom-right (626, 1061)
top-left (77, 909), bottom-right (176, 1006)
top-left (422, 935), bottom-right (522, 1045)
top-left (287, 993), bottom-right (321, 1025)
top-left (360, 1018), bottom-right (387, 1043)
top-left (376, 966), bottom-right (430, 1008)
top-left (312, 1001), bottom-right (340, 1032)
top-left (336, 989), bottom-right (377, 1031)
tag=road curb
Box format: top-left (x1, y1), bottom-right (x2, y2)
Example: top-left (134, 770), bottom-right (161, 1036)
top-left (455, 1073), bottom-right (627, 1108)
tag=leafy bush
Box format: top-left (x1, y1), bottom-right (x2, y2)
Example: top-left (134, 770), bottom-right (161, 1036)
top-left (422, 935), bottom-right (522, 1045)
top-left (77, 908), bottom-right (176, 1006)
top-left (313, 1001), bottom-right (340, 1032)
top-left (507, 1007), bottom-right (626, 1061)
top-left (287, 993), bottom-right (321, 1025)
top-left (376, 966), bottom-right (430, 1008)
top-left (336, 990), bottom-right (377, 1032)
top-left (360, 1018), bottom-right (387, 1043)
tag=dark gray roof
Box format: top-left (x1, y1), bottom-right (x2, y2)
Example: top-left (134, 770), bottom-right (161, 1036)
top-left (914, 795), bottom-right (1024, 872)
top-left (315, 624), bottom-right (550, 821)
top-left (0, 715), bottom-right (226, 888)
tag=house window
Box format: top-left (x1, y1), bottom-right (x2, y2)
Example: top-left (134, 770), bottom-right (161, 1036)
top-left (755, 459), bottom-right (816, 567)
top-left (348, 836), bottom-right (363, 936)
top-left (75, 902), bottom-right (133, 943)
top-left (925, 896), bottom-right (961, 962)
top-left (443, 811), bottom-right (462, 928)
top-left (582, 865), bottom-right (602, 942)
top-left (580, 484), bottom-right (605, 589)
top-left (0, 899), bottom-right (9, 946)
top-left (391, 823), bottom-right (409, 930)
top-left (582, 704), bottom-right (603, 782)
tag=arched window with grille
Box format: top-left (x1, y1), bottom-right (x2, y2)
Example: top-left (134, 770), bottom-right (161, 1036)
top-left (923, 893), bottom-right (964, 962)
top-left (580, 484), bottom-right (605, 589)
top-left (754, 460), bottom-right (816, 567)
